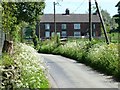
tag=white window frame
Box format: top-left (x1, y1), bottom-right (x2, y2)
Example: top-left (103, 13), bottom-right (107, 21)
top-left (45, 24), bottom-right (50, 30)
top-left (61, 24), bottom-right (67, 30)
top-left (45, 31), bottom-right (50, 38)
top-left (62, 31), bottom-right (67, 37)
top-left (74, 24), bottom-right (80, 29)
top-left (74, 31), bottom-right (80, 37)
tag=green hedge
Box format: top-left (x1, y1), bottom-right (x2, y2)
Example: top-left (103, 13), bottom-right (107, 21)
top-left (86, 43), bottom-right (120, 79)
top-left (39, 40), bottom-right (120, 81)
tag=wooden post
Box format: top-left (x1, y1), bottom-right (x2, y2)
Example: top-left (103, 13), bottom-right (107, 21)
top-left (89, 0), bottom-right (92, 41)
top-left (2, 40), bottom-right (13, 55)
top-left (53, 2), bottom-right (56, 36)
top-left (94, 0), bottom-right (110, 44)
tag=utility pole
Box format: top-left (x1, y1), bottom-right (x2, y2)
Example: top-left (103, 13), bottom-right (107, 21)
top-left (94, 0), bottom-right (110, 44)
top-left (53, 2), bottom-right (57, 36)
top-left (89, 0), bottom-right (92, 41)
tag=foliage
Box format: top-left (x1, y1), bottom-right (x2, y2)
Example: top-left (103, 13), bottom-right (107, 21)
top-left (101, 9), bottom-right (118, 33)
top-left (1, 54), bottom-right (21, 89)
top-left (1, 43), bottom-right (49, 89)
top-left (110, 33), bottom-right (119, 43)
top-left (114, 1), bottom-right (120, 33)
top-left (24, 26), bottom-right (33, 38)
top-left (15, 2), bottom-right (45, 23)
top-left (87, 43), bottom-right (119, 78)
top-left (2, 1), bottom-right (45, 42)
top-left (38, 39), bottom-right (120, 81)
top-left (39, 39), bottom-right (58, 54)
top-left (32, 29), bottom-right (40, 50)
top-left (2, 2), bottom-right (18, 41)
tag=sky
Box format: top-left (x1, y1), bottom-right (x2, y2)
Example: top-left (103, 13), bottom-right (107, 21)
top-left (44, 0), bottom-right (119, 17)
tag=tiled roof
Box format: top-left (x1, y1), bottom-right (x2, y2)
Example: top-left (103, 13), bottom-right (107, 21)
top-left (40, 14), bottom-right (100, 23)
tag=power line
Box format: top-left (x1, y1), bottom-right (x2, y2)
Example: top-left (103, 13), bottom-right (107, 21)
top-left (72, 0), bottom-right (86, 13)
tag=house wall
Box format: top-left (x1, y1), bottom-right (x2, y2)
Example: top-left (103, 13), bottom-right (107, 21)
top-left (37, 22), bottom-right (101, 39)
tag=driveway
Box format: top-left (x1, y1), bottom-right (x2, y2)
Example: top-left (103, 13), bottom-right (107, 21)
top-left (40, 54), bottom-right (119, 88)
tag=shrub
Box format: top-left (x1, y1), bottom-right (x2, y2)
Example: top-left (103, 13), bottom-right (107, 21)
top-left (1, 43), bottom-right (49, 89)
top-left (87, 43), bottom-right (119, 79)
top-left (14, 43), bottom-right (49, 88)
top-left (38, 39), bottom-right (120, 81)
top-left (39, 40), bottom-right (58, 54)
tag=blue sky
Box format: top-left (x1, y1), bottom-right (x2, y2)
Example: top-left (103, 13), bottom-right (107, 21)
top-left (44, 0), bottom-right (119, 17)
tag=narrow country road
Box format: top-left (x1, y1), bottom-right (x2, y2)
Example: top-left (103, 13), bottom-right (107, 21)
top-left (40, 54), bottom-right (119, 88)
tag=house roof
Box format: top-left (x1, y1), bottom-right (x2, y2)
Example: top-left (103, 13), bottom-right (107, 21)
top-left (40, 14), bottom-right (101, 23)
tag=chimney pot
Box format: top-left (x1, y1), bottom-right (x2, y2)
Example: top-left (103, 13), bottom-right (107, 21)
top-left (65, 8), bottom-right (70, 15)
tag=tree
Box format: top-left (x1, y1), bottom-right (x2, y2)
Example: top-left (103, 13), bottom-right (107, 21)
top-left (114, 1), bottom-right (120, 32)
top-left (25, 26), bottom-right (33, 38)
top-left (2, 1), bottom-right (45, 54)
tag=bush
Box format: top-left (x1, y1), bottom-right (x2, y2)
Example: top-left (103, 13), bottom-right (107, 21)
top-left (87, 43), bottom-right (119, 79)
top-left (39, 39), bottom-right (58, 54)
top-left (38, 39), bottom-right (120, 81)
top-left (1, 43), bottom-right (49, 89)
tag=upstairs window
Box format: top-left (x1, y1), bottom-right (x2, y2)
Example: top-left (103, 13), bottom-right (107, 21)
top-left (45, 24), bottom-right (50, 30)
top-left (74, 24), bottom-right (80, 29)
top-left (61, 24), bottom-right (67, 30)
top-left (93, 24), bottom-right (96, 29)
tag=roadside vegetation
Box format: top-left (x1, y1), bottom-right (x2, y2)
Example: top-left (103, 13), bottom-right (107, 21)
top-left (38, 2), bottom-right (120, 81)
top-left (0, 1), bottom-right (119, 89)
top-left (38, 38), bottom-right (120, 81)
top-left (1, 2), bottom-right (50, 89)
top-left (0, 43), bottom-right (49, 89)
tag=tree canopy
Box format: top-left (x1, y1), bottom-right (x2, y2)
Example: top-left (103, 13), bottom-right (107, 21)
top-left (113, 1), bottom-right (120, 32)
top-left (2, 1), bottom-right (45, 41)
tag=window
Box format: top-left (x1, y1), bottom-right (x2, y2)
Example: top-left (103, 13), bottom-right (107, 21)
top-left (45, 31), bottom-right (50, 38)
top-left (61, 24), bottom-right (67, 29)
top-left (93, 24), bottom-right (96, 29)
top-left (45, 24), bottom-right (50, 30)
top-left (93, 32), bottom-right (96, 37)
top-left (74, 31), bottom-right (80, 37)
top-left (74, 24), bottom-right (80, 29)
top-left (62, 31), bottom-right (67, 37)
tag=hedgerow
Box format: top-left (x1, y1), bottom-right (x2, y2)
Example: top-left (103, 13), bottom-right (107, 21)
top-left (0, 43), bottom-right (49, 89)
top-left (39, 40), bottom-right (120, 81)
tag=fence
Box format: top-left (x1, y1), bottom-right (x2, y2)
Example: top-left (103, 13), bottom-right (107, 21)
top-left (0, 30), bottom-right (5, 55)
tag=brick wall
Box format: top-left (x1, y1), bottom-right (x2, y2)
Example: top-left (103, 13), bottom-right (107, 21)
top-left (37, 22), bottom-right (101, 39)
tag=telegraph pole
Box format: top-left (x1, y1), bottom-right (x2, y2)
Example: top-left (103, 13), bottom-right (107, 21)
top-left (94, 0), bottom-right (110, 44)
top-left (89, 0), bottom-right (92, 41)
top-left (53, 2), bottom-right (57, 36)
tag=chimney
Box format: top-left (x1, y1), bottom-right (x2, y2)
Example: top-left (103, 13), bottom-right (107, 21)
top-left (65, 8), bottom-right (70, 15)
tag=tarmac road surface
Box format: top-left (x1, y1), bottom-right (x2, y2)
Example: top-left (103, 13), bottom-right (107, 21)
top-left (40, 54), bottom-right (119, 88)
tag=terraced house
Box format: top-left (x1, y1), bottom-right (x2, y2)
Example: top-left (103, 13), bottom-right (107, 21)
top-left (36, 9), bottom-right (101, 39)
